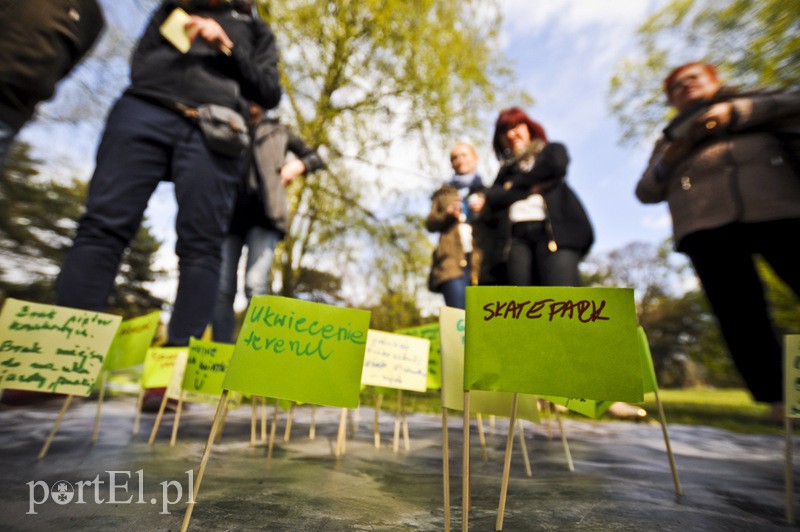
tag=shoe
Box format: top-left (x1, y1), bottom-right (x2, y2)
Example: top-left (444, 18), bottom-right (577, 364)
top-left (140, 388), bottom-right (179, 413)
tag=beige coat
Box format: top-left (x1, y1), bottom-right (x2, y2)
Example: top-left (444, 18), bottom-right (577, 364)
top-left (426, 184), bottom-right (483, 291)
top-left (636, 88), bottom-right (800, 250)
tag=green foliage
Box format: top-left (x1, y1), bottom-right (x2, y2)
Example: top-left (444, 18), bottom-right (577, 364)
top-left (255, 0), bottom-right (524, 306)
top-left (609, 0), bottom-right (800, 144)
top-left (0, 142), bottom-right (165, 318)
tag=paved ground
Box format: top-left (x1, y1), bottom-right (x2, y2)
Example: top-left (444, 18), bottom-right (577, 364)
top-left (0, 395), bottom-right (797, 531)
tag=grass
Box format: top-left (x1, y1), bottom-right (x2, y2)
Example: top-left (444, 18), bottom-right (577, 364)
top-left (360, 387), bottom-right (789, 436)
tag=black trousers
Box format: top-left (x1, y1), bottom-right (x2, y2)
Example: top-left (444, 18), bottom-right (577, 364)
top-left (680, 219), bottom-right (800, 403)
top-left (506, 221), bottom-right (582, 287)
top-left (56, 95), bottom-right (243, 345)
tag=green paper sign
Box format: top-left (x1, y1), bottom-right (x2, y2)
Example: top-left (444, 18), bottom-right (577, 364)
top-left (785, 335), bottom-right (800, 418)
top-left (0, 299), bottom-right (121, 396)
top-left (395, 322), bottom-right (441, 390)
top-left (439, 306), bottom-right (539, 422)
top-left (180, 338), bottom-right (235, 403)
top-left (104, 311), bottom-right (161, 370)
top-left (141, 347), bottom-right (186, 389)
top-left (637, 326), bottom-right (659, 394)
top-left (223, 295), bottom-right (371, 408)
top-left (465, 286), bottom-right (643, 403)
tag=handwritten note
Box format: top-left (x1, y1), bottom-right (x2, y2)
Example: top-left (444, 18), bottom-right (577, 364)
top-left (361, 329), bottom-right (430, 392)
top-left (785, 335), bottom-right (800, 418)
top-left (395, 322), bottom-right (441, 390)
top-left (0, 299), bottom-right (121, 396)
top-left (104, 311), bottom-right (161, 370)
top-left (178, 338), bottom-right (235, 404)
top-left (465, 286), bottom-right (643, 403)
top-left (439, 306), bottom-right (539, 422)
top-left (141, 347), bottom-right (187, 389)
top-left (223, 295), bottom-right (371, 408)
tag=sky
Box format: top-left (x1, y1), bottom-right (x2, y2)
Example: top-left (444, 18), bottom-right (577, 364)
top-left (17, 0), bottom-right (675, 311)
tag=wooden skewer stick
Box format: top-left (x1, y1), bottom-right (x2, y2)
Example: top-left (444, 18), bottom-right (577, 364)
top-left (393, 390), bottom-right (403, 453)
top-left (250, 397), bottom-right (257, 446)
top-left (91, 371), bottom-right (108, 443)
top-left (132, 389), bottom-right (145, 435)
top-left (517, 419), bottom-right (532, 477)
top-left (148, 391), bottom-right (171, 446)
top-left (442, 407), bottom-right (451, 532)
top-left (260, 396), bottom-right (268, 442)
top-left (654, 387), bottom-right (682, 495)
top-left (266, 399), bottom-right (278, 469)
top-left (309, 405), bottom-right (316, 440)
top-left (170, 391), bottom-right (185, 447)
top-left (284, 403), bottom-right (294, 442)
top-left (374, 393), bottom-right (383, 448)
top-left (180, 389), bottom-right (228, 532)
top-left (555, 408), bottom-right (574, 472)
top-left (39, 395), bottom-right (74, 460)
top-left (476, 412), bottom-right (488, 462)
top-left (462, 392), bottom-right (470, 532)
top-left (495, 393), bottom-right (519, 531)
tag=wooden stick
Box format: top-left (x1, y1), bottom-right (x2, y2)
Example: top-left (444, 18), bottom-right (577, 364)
top-left (489, 414), bottom-right (496, 434)
top-left (555, 408), bottom-right (574, 472)
top-left (250, 397), bottom-right (257, 446)
top-left (476, 412), bottom-right (488, 462)
top-left (38, 395), bottom-right (74, 460)
top-left (654, 387), bottom-right (682, 495)
top-left (786, 416), bottom-right (794, 523)
top-left (309, 405), bottom-right (316, 440)
top-left (170, 391), bottom-right (185, 447)
top-left (393, 390), bottom-right (403, 453)
top-left (180, 389), bottom-right (228, 532)
top-left (260, 396), bottom-right (268, 442)
top-left (284, 403), bottom-right (294, 442)
top-left (402, 409), bottom-right (410, 452)
top-left (335, 408), bottom-right (348, 457)
top-left (349, 406), bottom-right (358, 438)
top-left (517, 419), bottom-right (532, 477)
top-left (148, 391), bottom-right (171, 446)
top-left (442, 407), bottom-right (451, 532)
top-left (132, 389), bottom-right (145, 435)
top-left (374, 393), bottom-right (383, 448)
top-left (91, 371), bottom-right (108, 443)
top-left (214, 399), bottom-right (230, 444)
top-left (496, 393), bottom-right (519, 531)
top-left (544, 400), bottom-right (554, 440)
top-left (462, 392), bottom-right (470, 532)
top-left (266, 399), bottom-right (278, 469)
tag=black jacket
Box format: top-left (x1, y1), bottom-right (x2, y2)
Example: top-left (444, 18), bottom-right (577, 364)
top-left (0, 0), bottom-right (105, 131)
top-left (481, 142), bottom-right (594, 279)
top-left (126, 1), bottom-right (280, 113)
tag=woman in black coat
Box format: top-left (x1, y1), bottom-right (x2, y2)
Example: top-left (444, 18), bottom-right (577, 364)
top-left (480, 107), bottom-right (594, 287)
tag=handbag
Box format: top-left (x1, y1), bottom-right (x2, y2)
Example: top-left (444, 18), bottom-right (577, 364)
top-left (196, 104), bottom-right (250, 157)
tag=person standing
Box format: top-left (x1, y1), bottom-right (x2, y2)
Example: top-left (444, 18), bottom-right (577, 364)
top-left (426, 142), bottom-right (487, 309)
top-left (0, 0), bottom-right (105, 167)
top-left (636, 62), bottom-right (800, 416)
top-left (481, 107), bottom-right (594, 288)
top-left (211, 102), bottom-right (325, 343)
top-left (55, 0), bottom-right (281, 349)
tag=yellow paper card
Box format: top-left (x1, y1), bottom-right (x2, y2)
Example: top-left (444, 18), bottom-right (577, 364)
top-left (361, 329), bottom-right (430, 392)
top-left (160, 7), bottom-right (192, 53)
top-left (0, 298), bottom-right (121, 396)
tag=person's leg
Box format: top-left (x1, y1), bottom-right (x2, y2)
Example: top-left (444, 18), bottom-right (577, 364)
top-left (538, 246), bottom-right (582, 287)
top-left (682, 224), bottom-right (781, 403)
top-left (506, 222), bottom-right (543, 286)
top-left (753, 218), bottom-right (800, 297)
top-left (211, 234), bottom-right (244, 343)
top-left (439, 275), bottom-right (468, 309)
top-left (243, 226), bottom-right (281, 298)
top-left (0, 120), bottom-right (18, 170)
top-left (56, 96), bottom-right (170, 311)
top-left (168, 127), bottom-right (242, 346)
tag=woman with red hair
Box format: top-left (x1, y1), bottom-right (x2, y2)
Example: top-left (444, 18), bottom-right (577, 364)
top-left (480, 107), bottom-right (594, 287)
top-left (636, 62), bottom-right (800, 416)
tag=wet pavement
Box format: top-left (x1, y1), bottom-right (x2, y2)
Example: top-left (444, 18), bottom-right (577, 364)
top-left (0, 395), bottom-right (797, 531)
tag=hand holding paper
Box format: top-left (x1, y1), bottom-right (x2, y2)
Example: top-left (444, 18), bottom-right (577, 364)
top-left (185, 15), bottom-right (233, 55)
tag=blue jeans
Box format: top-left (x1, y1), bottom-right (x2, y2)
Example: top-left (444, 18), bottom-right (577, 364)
top-left (211, 226), bottom-right (281, 342)
top-left (55, 95), bottom-right (243, 346)
top-left (0, 119), bottom-right (18, 170)
top-left (439, 257), bottom-right (471, 309)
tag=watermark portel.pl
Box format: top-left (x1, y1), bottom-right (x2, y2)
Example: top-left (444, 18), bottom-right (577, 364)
top-left (27, 469), bottom-right (194, 515)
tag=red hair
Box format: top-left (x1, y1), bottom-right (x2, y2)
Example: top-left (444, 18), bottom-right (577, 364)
top-left (492, 107), bottom-right (547, 160)
top-left (663, 62), bottom-right (719, 102)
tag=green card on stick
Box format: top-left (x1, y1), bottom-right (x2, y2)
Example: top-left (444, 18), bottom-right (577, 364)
top-left (104, 311), bottom-right (161, 370)
top-left (395, 322), bottom-right (442, 390)
top-left (223, 295), bottom-right (371, 408)
top-left (465, 286), bottom-right (643, 403)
